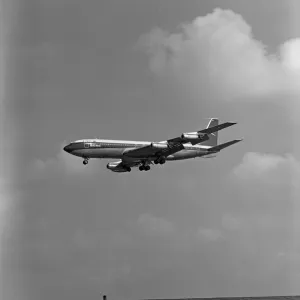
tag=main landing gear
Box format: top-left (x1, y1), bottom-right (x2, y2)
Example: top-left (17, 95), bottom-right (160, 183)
top-left (154, 157), bottom-right (166, 165)
top-left (139, 165), bottom-right (150, 171)
top-left (139, 156), bottom-right (166, 171)
top-left (83, 157), bottom-right (89, 165)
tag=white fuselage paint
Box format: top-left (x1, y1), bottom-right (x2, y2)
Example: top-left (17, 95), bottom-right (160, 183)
top-left (67, 139), bottom-right (212, 161)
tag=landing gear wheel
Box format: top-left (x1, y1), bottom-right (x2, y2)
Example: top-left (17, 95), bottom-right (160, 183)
top-left (83, 158), bottom-right (89, 165)
top-left (126, 167), bottom-right (131, 172)
top-left (155, 157), bottom-right (165, 165)
top-left (139, 165), bottom-right (150, 171)
top-left (159, 158), bottom-right (166, 164)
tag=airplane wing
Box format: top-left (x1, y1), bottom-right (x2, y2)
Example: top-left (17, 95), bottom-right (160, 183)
top-left (123, 121), bottom-right (237, 159)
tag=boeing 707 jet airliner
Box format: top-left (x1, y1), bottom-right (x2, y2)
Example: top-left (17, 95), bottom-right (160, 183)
top-left (63, 118), bottom-right (242, 173)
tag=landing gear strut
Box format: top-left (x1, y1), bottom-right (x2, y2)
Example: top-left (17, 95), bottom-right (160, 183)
top-left (83, 158), bottom-right (89, 165)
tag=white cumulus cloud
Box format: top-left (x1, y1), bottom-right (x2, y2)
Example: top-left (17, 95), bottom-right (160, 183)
top-left (138, 8), bottom-right (300, 101)
top-left (233, 152), bottom-right (300, 187)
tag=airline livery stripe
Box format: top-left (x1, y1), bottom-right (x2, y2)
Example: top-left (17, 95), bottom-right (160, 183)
top-left (72, 141), bottom-right (205, 151)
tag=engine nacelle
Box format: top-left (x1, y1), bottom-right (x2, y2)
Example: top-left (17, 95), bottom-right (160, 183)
top-left (181, 133), bottom-right (199, 139)
top-left (181, 132), bottom-right (207, 140)
top-left (150, 142), bottom-right (169, 149)
top-left (106, 162), bottom-right (119, 169)
top-left (106, 161), bottom-right (128, 172)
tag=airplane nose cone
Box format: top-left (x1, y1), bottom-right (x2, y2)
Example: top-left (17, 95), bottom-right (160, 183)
top-left (63, 144), bottom-right (71, 153)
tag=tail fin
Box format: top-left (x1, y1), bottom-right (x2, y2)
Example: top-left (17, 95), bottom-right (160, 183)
top-left (200, 118), bottom-right (218, 147)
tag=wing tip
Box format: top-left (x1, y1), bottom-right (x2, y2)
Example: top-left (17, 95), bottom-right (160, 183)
top-left (234, 138), bottom-right (243, 143)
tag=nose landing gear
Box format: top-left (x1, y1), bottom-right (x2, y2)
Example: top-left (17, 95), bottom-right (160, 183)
top-left (83, 158), bottom-right (89, 165)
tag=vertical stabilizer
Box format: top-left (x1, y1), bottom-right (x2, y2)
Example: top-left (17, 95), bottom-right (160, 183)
top-left (200, 118), bottom-right (218, 146)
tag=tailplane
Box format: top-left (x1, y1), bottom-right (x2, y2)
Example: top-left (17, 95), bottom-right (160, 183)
top-left (200, 118), bottom-right (218, 147)
top-left (207, 139), bottom-right (243, 152)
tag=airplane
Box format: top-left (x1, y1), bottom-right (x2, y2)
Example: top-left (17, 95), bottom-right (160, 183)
top-left (63, 118), bottom-right (242, 173)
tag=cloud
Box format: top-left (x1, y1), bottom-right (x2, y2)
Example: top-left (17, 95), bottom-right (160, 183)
top-left (229, 152), bottom-right (300, 241)
top-left (136, 213), bottom-right (223, 251)
top-left (221, 152), bottom-right (300, 287)
top-left (222, 212), bottom-right (287, 234)
top-left (197, 227), bottom-right (223, 242)
top-left (233, 152), bottom-right (300, 186)
top-left (281, 39), bottom-right (300, 71)
top-left (28, 142), bottom-right (103, 181)
top-left (137, 213), bottom-right (175, 236)
top-left (0, 178), bottom-right (20, 297)
top-left (220, 210), bottom-right (300, 279)
top-left (0, 178), bottom-right (20, 241)
top-left (138, 8), bottom-right (300, 101)
top-left (221, 213), bottom-right (241, 231)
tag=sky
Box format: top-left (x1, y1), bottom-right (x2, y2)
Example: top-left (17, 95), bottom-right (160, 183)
top-left (2, 0), bottom-right (300, 300)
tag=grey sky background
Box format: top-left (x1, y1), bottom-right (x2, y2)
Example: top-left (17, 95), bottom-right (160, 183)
top-left (2, 1), bottom-right (300, 300)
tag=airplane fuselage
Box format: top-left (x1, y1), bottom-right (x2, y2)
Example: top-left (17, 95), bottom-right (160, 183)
top-left (64, 139), bottom-right (212, 162)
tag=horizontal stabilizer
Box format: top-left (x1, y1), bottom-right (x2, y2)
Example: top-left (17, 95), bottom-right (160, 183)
top-left (208, 139), bottom-right (243, 152)
top-left (199, 122), bottom-right (237, 135)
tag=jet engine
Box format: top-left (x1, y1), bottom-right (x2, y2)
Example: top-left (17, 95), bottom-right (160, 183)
top-left (106, 161), bottom-right (129, 172)
top-left (181, 132), bottom-right (207, 140)
top-left (150, 142), bottom-right (169, 149)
